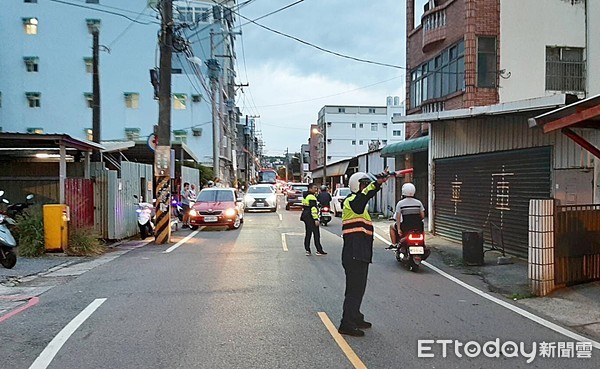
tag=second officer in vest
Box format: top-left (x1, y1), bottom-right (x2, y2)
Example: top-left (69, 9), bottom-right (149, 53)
top-left (301, 183), bottom-right (327, 256)
top-left (338, 171), bottom-right (388, 337)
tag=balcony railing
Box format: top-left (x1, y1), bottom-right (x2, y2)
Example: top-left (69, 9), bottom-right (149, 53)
top-left (422, 8), bottom-right (447, 50)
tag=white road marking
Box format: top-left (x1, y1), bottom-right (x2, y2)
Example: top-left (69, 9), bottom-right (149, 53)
top-left (28, 298), bottom-right (107, 369)
top-left (279, 213), bottom-right (283, 221)
top-left (373, 231), bottom-right (600, 349)
top-left (281, 233), bottom-right (288, 251)
top-left (163, 229), bottom-right (202, 253)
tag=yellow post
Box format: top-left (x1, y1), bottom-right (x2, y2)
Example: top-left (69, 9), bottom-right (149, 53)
top-left (43, 204), bottom-right (70, 252)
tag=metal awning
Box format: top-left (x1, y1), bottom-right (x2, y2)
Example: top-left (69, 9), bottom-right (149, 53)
top-left (381, 136), bottom-right (429, 157)
top-left (101, 141), bottom-right (135, 153)
top-left (528, 94), bottom-right (600, 158)
top-left (392, 94), bottom-right (575, 124)
top-left (311, 160), bottom-right (350, 179)
top-left (0, 132), bottom-right (105, 154)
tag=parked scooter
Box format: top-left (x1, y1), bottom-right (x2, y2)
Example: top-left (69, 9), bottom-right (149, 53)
top-left (318, 205), bottom-right (332, 226)
top-left (134, 195), bottom-right (155, 239)
top-left (0, 191), bottom-right (17, 269)
top-left (171, 198), bottom-right (183, 221)
top-left (6, 193), bottom-right (34, 219)
top-left (395, 230), bottom-right (430, 272)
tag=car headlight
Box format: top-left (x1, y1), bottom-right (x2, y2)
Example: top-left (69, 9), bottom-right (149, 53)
top-left (224, 208), bottom-right (236, 217)
top-left (189, 209), bottom-right (198, 217)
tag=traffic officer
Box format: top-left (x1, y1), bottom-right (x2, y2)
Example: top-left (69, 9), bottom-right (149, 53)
top-left (301, 183), bottom-right (327, 256)
top-left (339, 171), bottom-right (388, 337)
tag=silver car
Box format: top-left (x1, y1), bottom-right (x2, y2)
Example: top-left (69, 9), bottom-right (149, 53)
top-left (244, 184), bottom-right (277, 212)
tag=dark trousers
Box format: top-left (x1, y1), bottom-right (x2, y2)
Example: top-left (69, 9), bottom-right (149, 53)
top-left (341, 258), bottom-right (369, 328)
top-left (303, 219), bottom-right (323, 252)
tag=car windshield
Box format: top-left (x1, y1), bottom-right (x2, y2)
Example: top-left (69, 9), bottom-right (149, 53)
top-left (196, 190), bottom-right (234, 202)
top-left (292, 185), bottom-right (308, 192)
top-left (248, 186), bottom-right (272, 194)
top-left (338, 188), bottom-right (351, 197)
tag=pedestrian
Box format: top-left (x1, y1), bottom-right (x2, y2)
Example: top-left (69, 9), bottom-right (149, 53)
top-left (189, 183), bottom-right (197, 201)
top-left (338, 171), bottom-right (388, 337)
top-left (301, 183), bottom-right (327, 256)
top-left (181, 182), bottom-right (190, 228)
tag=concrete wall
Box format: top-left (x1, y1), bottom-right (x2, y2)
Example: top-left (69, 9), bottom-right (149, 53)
top-left (499, 0), bottom-right (586, 102)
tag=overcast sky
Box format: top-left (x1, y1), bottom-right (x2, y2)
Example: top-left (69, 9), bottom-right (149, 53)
top-left (235, 0), bottom-right (429, 156)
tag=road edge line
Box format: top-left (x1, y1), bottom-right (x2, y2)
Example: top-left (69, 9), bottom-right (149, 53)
top-left (0, 296), bottom-right (40, 323)
top-left (374, 231), bottom-right (600, 350)
top-left (28, 298), bottom-right (107, 369)
top-left (317, 312), bottom-right (368, 369)
top-left (163, 229), bottom-right (201, 253)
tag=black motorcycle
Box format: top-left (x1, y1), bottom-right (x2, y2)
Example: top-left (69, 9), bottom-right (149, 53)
top-left (395, 230), bottom-right (430, 272)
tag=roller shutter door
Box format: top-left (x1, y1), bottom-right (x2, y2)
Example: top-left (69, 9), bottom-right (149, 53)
top-left (434, 147), bottom-right (552, 258)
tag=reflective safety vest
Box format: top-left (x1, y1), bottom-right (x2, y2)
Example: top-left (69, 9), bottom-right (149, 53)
top-left (341, 183), bottom-right (376, 236)
top-left (301, 193), bottom-right (319, 220)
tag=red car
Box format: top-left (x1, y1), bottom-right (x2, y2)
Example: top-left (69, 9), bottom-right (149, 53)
top-left (188, 188), bottom-right (244, 230)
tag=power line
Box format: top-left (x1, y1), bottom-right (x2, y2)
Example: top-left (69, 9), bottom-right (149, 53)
top-left (47, 0), bottom-right (160, 25)
top-left (107, 5), bottom-right (154, 48)
top-left (255, 75), bottom-right (404, 108)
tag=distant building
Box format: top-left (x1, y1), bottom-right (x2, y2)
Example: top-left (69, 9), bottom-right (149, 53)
top-left (312, 98), bottom-right (405, 169)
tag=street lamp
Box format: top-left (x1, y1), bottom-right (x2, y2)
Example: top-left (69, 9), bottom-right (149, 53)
top-left (312, 125), bottom-right (327, 187)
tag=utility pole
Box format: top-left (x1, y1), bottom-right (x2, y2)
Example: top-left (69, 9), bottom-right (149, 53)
top-left (208, 30), bottom-right (221, 183)
top-left (154, 0), bottom-right (173, 244)
top-left (91, 27), bottom-right (101, 161)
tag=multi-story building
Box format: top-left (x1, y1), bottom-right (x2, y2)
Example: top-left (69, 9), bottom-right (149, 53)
top-left (312, 98), bottom-right (404, 169)
top-left (406, 0), bottom-right (597, 117)
top-left (0, 0), bottom-right (240, 182)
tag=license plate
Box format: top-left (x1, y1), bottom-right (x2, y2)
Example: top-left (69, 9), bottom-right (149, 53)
top-left (204, 216), bottom-right (218, 222)
top-left (409, 246), bottom-right (425, 255)
top-left (298, 197), bottom-right (303, 200)
top-left (256, 203), bottom-right (264, 207)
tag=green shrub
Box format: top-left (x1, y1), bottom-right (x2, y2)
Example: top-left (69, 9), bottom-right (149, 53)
top-left (14, 207), bottom-right (45, 257)
top-left (66, 227), bottom-right (106, 256)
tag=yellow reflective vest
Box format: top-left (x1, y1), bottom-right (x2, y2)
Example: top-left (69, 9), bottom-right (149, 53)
top-left (341, 182), bottom-right (378, 237)
top-left (301, 193), bottom-right (319, 221)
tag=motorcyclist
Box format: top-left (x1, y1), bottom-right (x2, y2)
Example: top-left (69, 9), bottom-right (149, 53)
top-left (388, 183), bottom-right (425, 250)
top-left (316, 185), bottom-right (332, 208)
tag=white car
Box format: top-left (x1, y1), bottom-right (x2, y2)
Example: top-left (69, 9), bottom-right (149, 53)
top-left (244, 184), bottom-right (277, 212)
top-left (332, 187), bottom-right (351, 217)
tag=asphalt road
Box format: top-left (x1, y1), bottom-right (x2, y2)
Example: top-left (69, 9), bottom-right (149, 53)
top-left (0, 196), bottom-right (598, 368)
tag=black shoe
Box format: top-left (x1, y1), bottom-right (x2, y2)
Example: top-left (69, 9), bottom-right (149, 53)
top-left (338, 326), bottom-right (365, 337)
top-left (316, 251), bottom-right (327, 255)
top-left (356, 320), bottom-right (372, 329)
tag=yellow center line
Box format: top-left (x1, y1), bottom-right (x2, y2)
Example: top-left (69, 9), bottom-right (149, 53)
top-left (317, 312), bottom-right (368, 369)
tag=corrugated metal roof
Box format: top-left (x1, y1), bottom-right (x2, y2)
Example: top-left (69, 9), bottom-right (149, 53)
top-left (381, 136), bottom-right (429, 157)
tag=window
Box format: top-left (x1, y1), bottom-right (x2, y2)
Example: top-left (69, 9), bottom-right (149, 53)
top-left (546, 47), bottom-right (585, 93)
top-left (84, 128), bottom-right (93, 141)
top-left (83, 57), bottom-right (93, 73)
top-left (23, 18), bottom-right (38, 35)
top-left (86, 0), bottom-right (99, 3)
top-left (173, 130), bottom-right (188, 144)
top-left (27, 127), bottom-right (44, 134)
top-left (172, 68), bottom-right (182, 74)
top-left (192, 127), bottom-right (202, 136)
top-left (338, 107), bottom-right (345, 113)
top-left (86, 19), bottom-right (101, 33)
top-left (368, 108), bottom-right (376, 113)
top-left (359, 123), bottom-right (364, 128)
top-left (25, 92), bottom-right (41, 108)
top-left (124, 128), bottom-right (140, 140)
top-left (0, 91), bottom-right (2, 108)
top-left (359, 140), bottom-right (364, 145)
top-left (84, 93), bottom-right (93, 108)
top-left (371, 123), bottom-right (378, 132)
top-left (24, 57), bottom-right (39, 72)
top-left (174, 94), bottom-right (187, 109)
top-left (393, 130), bottom-right (402, 136)
top-left (382, 140), bottom-right (388, 145)
top-left (352, 140), bottom-right (356, 145)
top-left (192, 94), bottom-right (202, 103)
top-left (477, 37), bottom-right (497, 88)
top-left (410, 40), bottom-right (465, 109)
top-left (24, 0), bottom-right (38, 3)
top-left (351, 123), bottom-right (356, 128)
top-left (124, 93), bottom-right (140, 109)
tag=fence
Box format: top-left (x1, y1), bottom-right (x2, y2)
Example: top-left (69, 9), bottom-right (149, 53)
top-left (65, 178), bottom-right (94, 230)
top-left (554, 204), bottom-right (600, 286)
top-left (92, 162), bottom-right (153, 240)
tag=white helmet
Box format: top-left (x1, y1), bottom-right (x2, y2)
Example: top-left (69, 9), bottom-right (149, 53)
top-left (349, 172), bottom-right (375, 193)
top-left (402, 183), bottom-right (416, 197)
